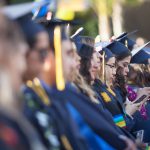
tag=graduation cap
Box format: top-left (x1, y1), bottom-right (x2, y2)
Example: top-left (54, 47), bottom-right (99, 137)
top-left (73, 36), bottom-right (95, 53)
top-left (37, 17), bottom-right (80, 26)
top-left (116, 32), bottom-right (127, 39)
top-left (144, 47), bottom-right (150, 55)
top-left (116, 30), bottom-right (137, 51)
top-left (2, 1), bottom-right (67, 91)
top-left (79, 36), bottom-right (95, 47)
top-left (104, 48), bottom-right (114, 62)
top-left (70, 27), bottom-right (85, 51)
top-left (77, 43), bottom-right (94, 59)
top-left (131, 42), bottom-right (150, 64)
top-left (1, 1), bottom-right (47, 20)
top-left (107, 41), bottom-right (131, 60)
top-left (2, 2), bottom-right (47, 49)
top-left (95, 41), bottom-right (113, 54)
top-left (18, 15), bottom-right (46, 49)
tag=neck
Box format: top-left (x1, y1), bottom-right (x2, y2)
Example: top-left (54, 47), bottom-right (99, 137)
top-left (41, 71), bottom-right (56, 86)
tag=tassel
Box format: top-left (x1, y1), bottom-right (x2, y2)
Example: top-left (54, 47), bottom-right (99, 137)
top-left (54, 26), bottom-right (65, 91)
top-left (102, 51), bottom-right (105, 83)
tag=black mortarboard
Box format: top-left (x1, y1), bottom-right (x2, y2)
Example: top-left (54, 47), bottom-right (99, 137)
top-left (38, 18), bottom-right (70, 53)
top-left (70, 27), bottom-right (84, 51)
top-left (1, 1), bottom-right (46, 20)
top-left (77, 43), bottom-right (94, 59)
top-left (1, 1), bottom-right (47, 49)
top-left (116, 32), bottom-right (127, 39)
top-left (131, 42), bottom-right (150, 64)
top-left (116, 31), bottom-right (137, 51)
top-left (95, 41), bottom-right (113, 54)
top-left (144, 47), bottom-right (150, 54)
top-left (131, 50), bottom-right (150, 64)
top-left (78, 36), bottom-right (95, 47)
top-left (17, 15), bottom-right (46, 48)
top-left (107, 41), bottom-right (131, 60)
top-left (103, 48), bottom-right (114, 62)
top-left (94, 41), bottom-right (114, 60)
top-left (73, 35), bottom-right (95, 52)
top-left (37, 18), bottom-right (80, 26)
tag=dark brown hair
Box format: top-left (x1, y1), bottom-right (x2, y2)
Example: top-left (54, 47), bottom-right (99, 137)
top-left (128, 64), bottom-right (145, 87)
top-left (79, 45), bottom-right (94, 84)
top-left (114, 66), bottom-right (127, 99)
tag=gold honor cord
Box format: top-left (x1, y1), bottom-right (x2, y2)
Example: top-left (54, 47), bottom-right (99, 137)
top-left (54, 26), bottom-right (65, 91)
top-left (26, 78), bottom-right (51, 106)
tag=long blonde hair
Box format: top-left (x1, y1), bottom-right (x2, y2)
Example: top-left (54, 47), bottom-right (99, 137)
top-left (74, 71), bottom-right (99, 104)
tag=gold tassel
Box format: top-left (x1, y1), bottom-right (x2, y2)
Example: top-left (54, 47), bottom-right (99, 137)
top-left (54, 26), bottom-right (65, 91)
top-left (61, 135), bottom-right (73, 150)
top-left (102, 51), bottom-right (105, 83)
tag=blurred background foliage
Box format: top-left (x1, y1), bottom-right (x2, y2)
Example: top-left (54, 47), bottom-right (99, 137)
top-left (2, 0), bottom-right (150, 41)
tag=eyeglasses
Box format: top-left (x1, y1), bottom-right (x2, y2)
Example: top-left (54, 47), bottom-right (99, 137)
top-left (106, 64), bottom-right (116, 69)
top-left (37, 48), bottom-right (49, 61)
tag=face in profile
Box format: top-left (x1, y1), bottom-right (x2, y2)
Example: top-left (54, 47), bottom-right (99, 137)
top-left (105, 57), bottom-right (116, 86)
top-left (25, 31), bottom-right (49, 80)
top-left (62, 40), bottom-right (76, 82)
top-left (89, 51), bottom-right (101, 81)
top-left (117, 56), bottom-right (131, 80)
top-left (67, 49), bottom-right (81, 82)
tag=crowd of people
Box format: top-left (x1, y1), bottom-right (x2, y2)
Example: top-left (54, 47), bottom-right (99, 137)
top-left (1, 1), bottom-right (150, 150)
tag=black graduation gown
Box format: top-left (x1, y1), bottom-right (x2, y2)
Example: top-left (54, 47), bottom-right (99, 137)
top-left (127, 84), bottom-right (150, 143)
top-left (0, 109), bottom-right (45, 150)
top-left (0, 111), bottom-right (31, 150)
top-left (50, 82), bottom-right (134, 150)
top-left (93, 79), bottom-right (135, 132)
top-left (23, 81), bottom-right (88, 150)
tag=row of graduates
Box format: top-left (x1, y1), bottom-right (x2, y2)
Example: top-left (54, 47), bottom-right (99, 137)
top-left (1, 2), bottom-right (150, 150)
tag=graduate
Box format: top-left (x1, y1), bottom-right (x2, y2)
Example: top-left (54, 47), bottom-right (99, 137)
top-left (43, 21), bottom-right (117, 149)
top-left (127, 43), bottom-right (150, 143)
top-left (93, 45), bottom-right (128, 128)
top-left (92, 38), bottom-right (137, 132)
top-left (108, 35), bottom-right (150, 144)
top-left (68, 36), bottom-right (138, 149)
top-left (0, 10), bottom-right (45, 150)
top-left (21, 18), bottom-right (90, 150)
top-left (2, 2), bottom-right (88, 149)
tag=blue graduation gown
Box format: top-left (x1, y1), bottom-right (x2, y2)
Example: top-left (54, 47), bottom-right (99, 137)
top-left (50, 82), bottom-right (133, 150)
top-left (67, 103), bottom-right (115, 150)
top-left (23, 80), bottom-right (88, 150)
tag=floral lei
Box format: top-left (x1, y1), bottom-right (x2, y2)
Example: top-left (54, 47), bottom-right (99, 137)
top-left (127, 85), bottom-right (148, 120)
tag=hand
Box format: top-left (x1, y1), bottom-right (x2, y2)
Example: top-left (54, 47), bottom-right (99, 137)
top-left (135, 139), bottom-right (147, 150)
top-left (119, 135), bottom-right (137, 150)
top-left (125, 100), bottom-right (142, 116)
